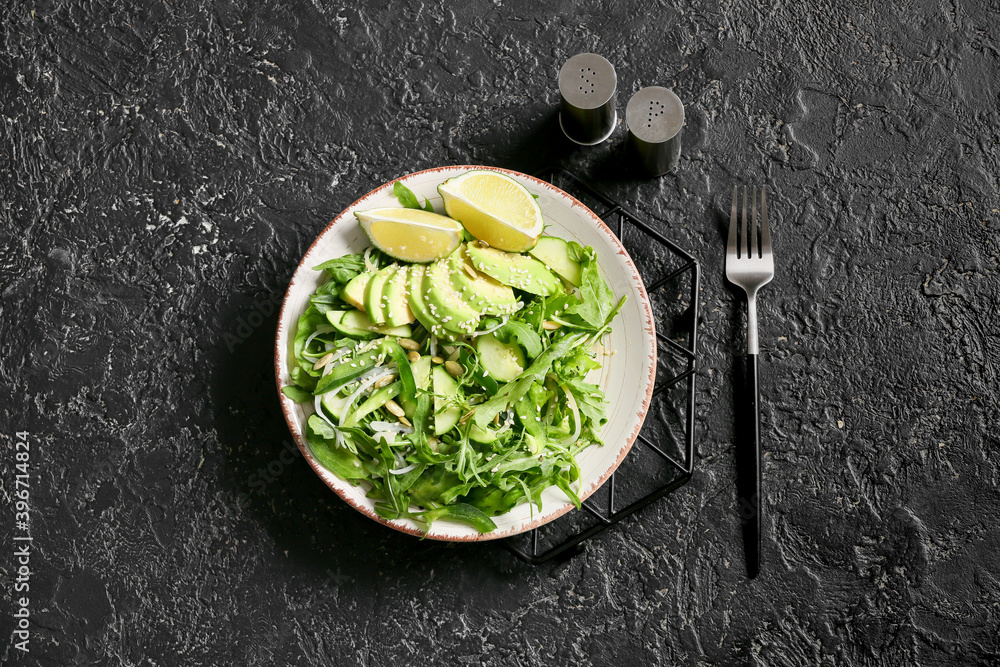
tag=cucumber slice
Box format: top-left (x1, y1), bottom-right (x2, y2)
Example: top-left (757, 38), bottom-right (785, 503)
top-left (468, 423), bottom-right (497, 444)
top-left (527, 236), bottom-right (582, 286)
top-left (477, 333), bottom-right (525, 383)
top-left (321, 392), bottom-right (351, 420)
top-left (411, 355), bottom-right (432, 390)
top-left (432, 365), bottom-right (462, 435)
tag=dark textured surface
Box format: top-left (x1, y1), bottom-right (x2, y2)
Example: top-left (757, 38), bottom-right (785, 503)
top-left (2, 0), bottom-right (999, 664)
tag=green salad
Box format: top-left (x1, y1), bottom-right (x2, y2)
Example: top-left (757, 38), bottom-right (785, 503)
top-left (282, 180), bottom-right (625, 533)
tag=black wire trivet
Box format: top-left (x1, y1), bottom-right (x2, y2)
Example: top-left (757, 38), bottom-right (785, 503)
top-left (503, 167), bottom-right (699, 564)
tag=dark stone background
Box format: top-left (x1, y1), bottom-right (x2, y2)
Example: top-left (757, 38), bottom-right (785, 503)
top-left (2, 0), bottom-right (998, 664)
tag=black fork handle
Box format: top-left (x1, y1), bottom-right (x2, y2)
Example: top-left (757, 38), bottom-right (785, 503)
top-left (738, 353), bottom-right (761, 578)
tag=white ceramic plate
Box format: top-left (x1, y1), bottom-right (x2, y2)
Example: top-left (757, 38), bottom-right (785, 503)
top-left (275, 166), bottom-right (656, 541)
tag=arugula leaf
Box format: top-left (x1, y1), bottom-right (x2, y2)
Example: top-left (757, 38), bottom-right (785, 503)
top-left (544, 293), bottom-right (578, 320)
top-left (308, 413), bottom-right (339, 440)
top-left (409, 466), bottom-right (463, 503)
top-left (555, 474), bottom-right (582, 508)
top-left (305, 417), bottom-right (367, 479)
top-left (289, 240), bottom-right (627, 535)
top-left (423, 503), bottom-right (497, 532)
top-left (515, 298), bottom-right (546, 331)
top-left (473, 332), bottom-right (588, 429)
top-left (393, 181), bottom-right (420, 208)
top-left (564, 248), bottom-right (616, 328)
top-left (290, 366), bottom-right (318, 391)
top-left (566, 240), bottom-right (585, 262)
top-left (281, 385), bottom-right (313, 402)
top-left (393, 181), bottom-right (435, 213)
top-left (460, 348), bottom-right (499, 395)
top-left (554, 347), bottom-right (601, 378)
top-left (312, 254), bottom-right (366, 284)
top-left (564, 378), bottom-right (609, 429)
top-left (383, 339), bottom-right (417, 403)
top-left (495, 320), bottom-right (543, 359)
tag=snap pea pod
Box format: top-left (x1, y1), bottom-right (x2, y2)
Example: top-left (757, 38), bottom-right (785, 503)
top-left (314, 347), bottom-right (384, 395)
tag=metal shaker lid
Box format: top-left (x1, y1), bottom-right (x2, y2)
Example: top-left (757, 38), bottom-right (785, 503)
top-left (626, 86), bottom-right (684, 176)
top-left (558, 53), bottom-right (617, 146)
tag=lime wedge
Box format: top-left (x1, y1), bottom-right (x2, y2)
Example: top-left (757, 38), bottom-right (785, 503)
top-left (355, 207), bottom-right (464, 263)
top-left (437, 170), bottom-right (544, 252)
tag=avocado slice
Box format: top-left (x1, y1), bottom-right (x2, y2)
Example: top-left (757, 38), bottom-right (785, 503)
top-left (329, 309), bottom-right (412, 339)
top-left (364, 267), bottom-right (394, 325)
top-left (527, 236), bottom-right (582, 286)
top-left (466, 245), bottom-right (561, 296)
top-left (448, 246), bottom-right (518, 317)
top-left (432, 364), bottom-right (462, 435)
top-left (341, 271), bottom-right (374, 310)
top-left (381, 267), bottom-right (416, 327)
top-left (407, 265), bottom-right (447, 338)
top-left (423, 259), bottom-right (480, 336)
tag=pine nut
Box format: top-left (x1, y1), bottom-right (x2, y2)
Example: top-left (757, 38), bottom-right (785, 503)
top-left (398, 415), bottom-right (412, 427)
top-left (445, 361), bottom-right (464, 378)
top-left (373, 375), bottom-right (395, 389)
top-left (398, 338), bottom-right (420, 351)
top-left (542, 320), bottom-right (561, 330)
top-left (312, 352), bottom-right (334, 370)
top-left (384, 399), bottom-right (405, 417)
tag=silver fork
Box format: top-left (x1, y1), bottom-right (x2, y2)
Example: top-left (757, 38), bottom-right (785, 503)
top-left (726, 185), bottom-right (773, 578)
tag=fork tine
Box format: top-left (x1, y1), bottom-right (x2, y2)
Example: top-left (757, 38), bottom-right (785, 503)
top-left (760, 186), bottom-right (771, 256)
top-left (741, 185), bottom-right (748, 259)
top-left (751, 188), bottom-right (758, 259)
top-left (728, 186), bottom-right (738, 254)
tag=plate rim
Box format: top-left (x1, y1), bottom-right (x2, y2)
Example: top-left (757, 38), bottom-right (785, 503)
top-left (274, 165), bottom-right (657, 542)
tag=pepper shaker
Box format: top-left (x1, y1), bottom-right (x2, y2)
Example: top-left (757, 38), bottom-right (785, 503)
top-left (626, 86), bottom-right (685, 176)
top-left (558, 53), bottom-right (618, 146)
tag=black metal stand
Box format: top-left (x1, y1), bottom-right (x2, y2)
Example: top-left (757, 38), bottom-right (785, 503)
top-left (504, 167), bottom-right (700, 564)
